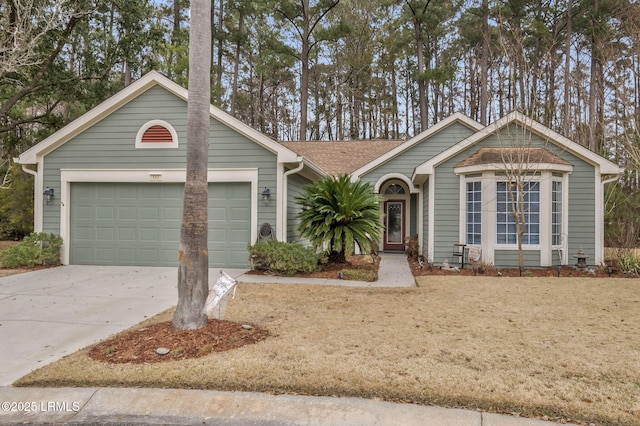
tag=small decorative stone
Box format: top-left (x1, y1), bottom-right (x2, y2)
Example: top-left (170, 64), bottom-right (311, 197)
top-left (241, 324), bottom-right (253, 330)
top-left (156, 347), bottom-right (170, 355)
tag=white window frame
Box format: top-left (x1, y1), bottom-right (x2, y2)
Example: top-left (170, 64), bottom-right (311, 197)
top-left (465, 179), bottom-right (482, 245)
top-left (495, 178), bottom-right (540, 248)
top-left (551, 178), bottom-right (563, 247)
top-left (459, 170), bottom-right (570, 266)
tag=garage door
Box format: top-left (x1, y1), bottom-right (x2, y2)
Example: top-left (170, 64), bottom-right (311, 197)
top-left (70, 182), bottom-right (251, 268)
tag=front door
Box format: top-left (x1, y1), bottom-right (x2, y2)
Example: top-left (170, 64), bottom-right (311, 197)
top-left (384, 200), bottom-right (405, 251)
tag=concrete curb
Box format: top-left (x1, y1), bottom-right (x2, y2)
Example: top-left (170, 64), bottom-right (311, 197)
top-left (0, 387), bottom-right (576, 426)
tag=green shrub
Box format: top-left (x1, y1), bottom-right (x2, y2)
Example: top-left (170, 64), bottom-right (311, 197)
top-left (0, 166), bottom-right (35, 240)
top-left (296, 174), bottom-right (383, 263)
top-left (249, 240), bottom-right (319, 276)
top-left (0, 232), bottom-right (63, 268)
top-left (616, 249), bottom-right (640, 275)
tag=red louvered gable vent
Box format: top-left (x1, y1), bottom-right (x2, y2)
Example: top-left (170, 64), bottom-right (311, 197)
top-left (142, 125), bottom-right (173, 143)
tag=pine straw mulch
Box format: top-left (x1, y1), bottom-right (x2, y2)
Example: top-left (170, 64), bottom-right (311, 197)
top-left (88, 319), bottom-right (269, 364)
top-left (407, 256), bottom-right (622, 278)
top-left (246, 254), bottom-right (379, 280)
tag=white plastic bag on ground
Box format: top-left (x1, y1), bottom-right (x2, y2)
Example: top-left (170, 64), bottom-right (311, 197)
top-left (205, 271), bottom-right (237, 320)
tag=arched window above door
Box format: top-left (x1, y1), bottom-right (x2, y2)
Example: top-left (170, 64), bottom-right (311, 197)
top-left (384, 183), bottom-right (406, 195)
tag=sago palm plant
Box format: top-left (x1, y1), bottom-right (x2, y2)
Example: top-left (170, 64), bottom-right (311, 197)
top-left (296, 175), bottom-right (383, 263)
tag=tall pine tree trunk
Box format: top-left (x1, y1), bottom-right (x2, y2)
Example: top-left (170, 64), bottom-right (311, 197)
top-left (173, 0), bottom-right (211, 330)
top-left (405, 0), bottom-right (431, 133)
top-left (413, 19), bottom-right (428, 131)
top-left (589, 0), bottom-right (600, 152)
top-left (230, 9), bottom-right (244, 116)
top-left (480, 0), bottom-right (489, 125)
top-left (215, 0), bottom-right (224, 103)
top-left (299, 0), bottom-right (310, 140)
top-left (563, 0), bottom-right (573, 136)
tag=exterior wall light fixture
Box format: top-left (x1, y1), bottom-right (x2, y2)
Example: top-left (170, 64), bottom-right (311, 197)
top-left (43, 187), bottom-right (55, 205)
top-left (261, 187), bottom-right (271, 206)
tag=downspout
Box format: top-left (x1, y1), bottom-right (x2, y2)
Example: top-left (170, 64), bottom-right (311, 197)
top-left (281, 159), bottom-right (304, 242)
top-left (20, 164), bottom-right (40, 232)
top-left (21, 164), bottom-right (37, 177)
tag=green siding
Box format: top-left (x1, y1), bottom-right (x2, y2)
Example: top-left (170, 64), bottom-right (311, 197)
top-left (287, 173), bottom-right (312, 244)
top-left (42, 85), bottom-right (279, 246)
top-left (432, 166), bottom-right (461, 264)
top-left (566, 160), bottom-right (597, 259)
top-left (494, 249), bottom-right (540, 267)
top-left (409, 194), bottom-right (417, 237)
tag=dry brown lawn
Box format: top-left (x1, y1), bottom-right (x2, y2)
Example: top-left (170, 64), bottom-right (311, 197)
top-left (15, 276), bottom-right (640, 426)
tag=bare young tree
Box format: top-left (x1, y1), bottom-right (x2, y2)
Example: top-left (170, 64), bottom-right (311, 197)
top-left (496, 121), bottom-right (541, 270)
top-left (172, 0), bottom-right (212, 330)
top-left (489, 22), bottom-right (562, 270)
top-left (0, 0), bottom-right (88, 129)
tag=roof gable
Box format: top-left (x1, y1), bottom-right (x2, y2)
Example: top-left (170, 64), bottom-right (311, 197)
top-left (16, 71), bottom-right (299, 164)
top-left (413, 111), bottom-right (623, 179)
top-left (350, 112), bottom-right (484, 178)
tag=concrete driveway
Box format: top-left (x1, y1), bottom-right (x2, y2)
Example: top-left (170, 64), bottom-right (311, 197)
top-left (0, 265), bottom-right (246, 386)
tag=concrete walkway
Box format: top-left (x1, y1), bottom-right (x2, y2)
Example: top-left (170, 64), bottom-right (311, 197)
top-left (376, 252), bottom-right (417, 286)
top-left (0, 258), bottom-right (579, 425)
top-left (238, 251), bottom-right (416, 287)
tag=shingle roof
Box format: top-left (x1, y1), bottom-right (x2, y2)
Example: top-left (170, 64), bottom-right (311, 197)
top-left (280, 140), bottom-right (404, 175)
top-left (455, 147), bottom-right (572, 168)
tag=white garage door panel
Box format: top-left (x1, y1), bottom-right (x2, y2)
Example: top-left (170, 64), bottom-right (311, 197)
top-left (70, 182), bottom-right (251, 268)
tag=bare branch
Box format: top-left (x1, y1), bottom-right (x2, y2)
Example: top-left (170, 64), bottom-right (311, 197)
top-left (0, 1), bottom-right (90, 77)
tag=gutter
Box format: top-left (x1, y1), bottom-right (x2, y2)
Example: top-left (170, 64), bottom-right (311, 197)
top-left (602, 174), bottom-right (621, 185)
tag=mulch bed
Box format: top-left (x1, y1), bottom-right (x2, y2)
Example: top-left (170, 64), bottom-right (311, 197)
top-left (406, 256), bottom-right (620, 278)
top-left (247, 254), bottom-right (380, 280)
top-left (88, 319), bottom-right (269, 364)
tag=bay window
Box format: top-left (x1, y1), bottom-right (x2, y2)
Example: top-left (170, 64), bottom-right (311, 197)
top-left (457, 147), bottom-right (571, 266)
